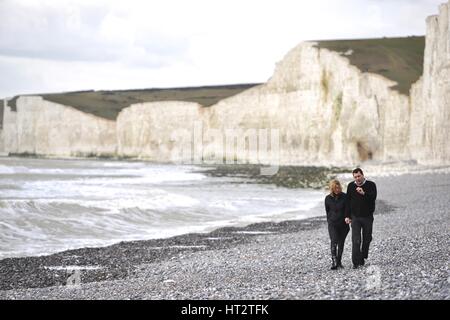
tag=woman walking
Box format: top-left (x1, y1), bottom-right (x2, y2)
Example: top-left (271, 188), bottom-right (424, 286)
top-left (325, 179), bottom-right (350, 269)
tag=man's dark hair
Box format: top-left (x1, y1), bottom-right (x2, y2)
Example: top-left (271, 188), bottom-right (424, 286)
top-left (352, 168), bottom-right (364, 175)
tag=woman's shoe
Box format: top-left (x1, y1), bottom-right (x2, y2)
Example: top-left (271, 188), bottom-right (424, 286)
top-left (331, 256), bottom-right (338, 270)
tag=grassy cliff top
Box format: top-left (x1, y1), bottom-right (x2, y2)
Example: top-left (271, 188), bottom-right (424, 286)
top-left (7, 84), bottom-right (261, 121)
top-left (6, 36), bottom-right (425, 120)
top-left (315, 36), bottom-right (425, 95)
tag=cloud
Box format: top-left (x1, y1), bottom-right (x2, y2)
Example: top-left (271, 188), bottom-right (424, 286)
top-left (0, 0), bottom-right (445, 98)
top-left (0, 0), bottom-right (190, 67)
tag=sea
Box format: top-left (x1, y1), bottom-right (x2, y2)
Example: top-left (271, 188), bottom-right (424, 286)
top-left (0, 157), bottom-right (325, 259)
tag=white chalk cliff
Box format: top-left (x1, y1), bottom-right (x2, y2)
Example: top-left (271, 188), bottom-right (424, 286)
top-left (1, 1), bottom-right (449, 166)
top-left (409, 2), bottom-right (450, 165)
top-left (1, 96), bottom-right (116, 157)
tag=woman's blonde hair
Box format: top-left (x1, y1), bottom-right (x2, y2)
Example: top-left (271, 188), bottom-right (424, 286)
top-left (329, 179), bottom-right (342, 196)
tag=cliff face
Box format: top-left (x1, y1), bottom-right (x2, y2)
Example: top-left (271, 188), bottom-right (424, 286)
top-left (410, 2), bottom-right (450, 164)
top-left (204, 43), bottom-right (412, 166)
top-left (1, 96), bottom-right (116, 157)
top-left (116, 101), bottom-right (206, 162)
top-left (0, 2), bottom-right (448, 166)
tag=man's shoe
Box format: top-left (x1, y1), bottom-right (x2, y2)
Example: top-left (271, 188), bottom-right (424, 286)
top-left (337, 260), bottom-right (344, 269)
top-left (352, 264), bottom-right (359, 269)
top-left (361, 259), bottom-right (365, 266)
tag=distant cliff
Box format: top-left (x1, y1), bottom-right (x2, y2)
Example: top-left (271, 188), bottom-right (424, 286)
top-left (409, 2), bottom-right (450, 165)
top-left (1, 1), bottom-right (449, 166)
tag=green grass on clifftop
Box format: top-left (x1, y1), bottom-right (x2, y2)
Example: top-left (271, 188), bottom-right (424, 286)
top-left (8, 84), bottom-right (261, 121)
top-left (315, 36), bottom-right (425, 95)
top-left (6, 36), bottom-right (425, 120)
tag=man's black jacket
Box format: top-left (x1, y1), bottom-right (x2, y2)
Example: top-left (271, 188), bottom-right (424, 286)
top-left (345, 180), bottom-right (377, 218)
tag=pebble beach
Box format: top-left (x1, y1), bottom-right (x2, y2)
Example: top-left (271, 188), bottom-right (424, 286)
top-left (0, 170), bottom-right (449, 300)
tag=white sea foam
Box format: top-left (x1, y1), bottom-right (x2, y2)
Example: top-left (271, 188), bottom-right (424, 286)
top-left (0, 157), bottom-right (325, 259)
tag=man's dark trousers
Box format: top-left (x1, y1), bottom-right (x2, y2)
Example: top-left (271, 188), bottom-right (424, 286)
top-left (351, 216), bottom-right (373, 266)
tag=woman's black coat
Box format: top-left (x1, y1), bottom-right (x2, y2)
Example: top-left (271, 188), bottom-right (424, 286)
top-left (325, 192), bottom-right (348, 226)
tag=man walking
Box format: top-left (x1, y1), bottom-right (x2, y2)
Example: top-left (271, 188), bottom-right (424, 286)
top-left (345, 168), bottom-right (377, 269)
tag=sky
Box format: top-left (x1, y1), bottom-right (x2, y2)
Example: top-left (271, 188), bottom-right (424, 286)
top-left (0, 0), bottom-right (445, 98)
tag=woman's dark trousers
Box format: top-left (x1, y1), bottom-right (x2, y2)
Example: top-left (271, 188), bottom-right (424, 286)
top-left (328, 223), bottom-right (350, 267)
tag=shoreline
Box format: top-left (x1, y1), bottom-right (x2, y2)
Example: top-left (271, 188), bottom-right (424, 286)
top-left (0, 211), bottom-right (335, 291)
top-left (0, 199), bottom-right (395, 293)
top-left (0, 158), bottom-right (344, 262)
top-left (0, 160), bottom-right (375, 290)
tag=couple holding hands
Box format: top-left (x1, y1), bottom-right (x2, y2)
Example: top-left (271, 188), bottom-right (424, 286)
top-left (325, 168), bottom-right (377, 269)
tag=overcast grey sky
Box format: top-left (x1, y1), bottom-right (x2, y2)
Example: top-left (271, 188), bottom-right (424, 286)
top-left (0, 0), bottom-right (445, 98)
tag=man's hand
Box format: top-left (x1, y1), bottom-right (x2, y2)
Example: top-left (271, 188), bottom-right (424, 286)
top-left (345, 217), bottom-right (352, 224)
top-left (356, 187), bottom-right (365, 195)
